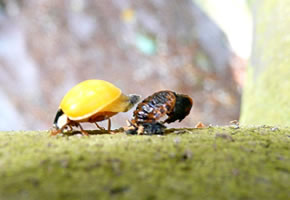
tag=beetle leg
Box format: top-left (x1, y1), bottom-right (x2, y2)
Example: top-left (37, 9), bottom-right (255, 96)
top-left (50, 128), bottom-right (61, 136)
top-left (50, 124), bottom-right (67, 136)
top-left (67, 125), bottom-right (73, 131)
top-left (95, 122), bottom-right (105, 130)
top-left (78, 123), bottom-right (89, 136)
top-left (137, 125), bottom-right (144, 135)
top-left (126, 120), bottom-right (131, 126)
top-left (107, 118), bottom-right (111, 133)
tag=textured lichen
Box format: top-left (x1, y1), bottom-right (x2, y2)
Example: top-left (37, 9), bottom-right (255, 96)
top-left (0, 127), bottom-right (289, 200)
top-left (240, 0), bottom-right (290, 125)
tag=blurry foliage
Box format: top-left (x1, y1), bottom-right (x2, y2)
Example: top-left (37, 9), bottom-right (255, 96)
top-left (0, 0), bottom-right (241, 130)
top-left (241, 0), bottom-right (290, 126)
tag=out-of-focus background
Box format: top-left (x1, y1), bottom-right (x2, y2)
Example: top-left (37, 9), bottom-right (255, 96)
top-left (0, 0), bottom-right (252, 130)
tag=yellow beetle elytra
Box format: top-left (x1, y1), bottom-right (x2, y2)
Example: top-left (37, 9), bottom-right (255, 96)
top-left (51, 80), bottom-right (140, 136)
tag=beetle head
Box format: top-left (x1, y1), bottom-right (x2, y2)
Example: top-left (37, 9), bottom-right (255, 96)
top-left (53, 109), bottom-right (68, 130)
top-left (165, 94), bottom-right (193, 123)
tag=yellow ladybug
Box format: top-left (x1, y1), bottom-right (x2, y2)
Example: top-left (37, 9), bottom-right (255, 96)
top-left (51, 80), bottom-right (140, 136)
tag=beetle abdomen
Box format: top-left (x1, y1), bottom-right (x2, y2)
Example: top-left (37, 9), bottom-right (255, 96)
top-left (133, 90), bottom-right (176, 124)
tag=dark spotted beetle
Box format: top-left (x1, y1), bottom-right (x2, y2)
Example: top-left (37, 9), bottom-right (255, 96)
top-left (125, 90), bottom-right (193, 135)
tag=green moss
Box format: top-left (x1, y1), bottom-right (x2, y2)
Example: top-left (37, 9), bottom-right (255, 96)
top-left (0, 127), bottom-right (289, 200)
top-left (240, 0), bottom-right (290, 125)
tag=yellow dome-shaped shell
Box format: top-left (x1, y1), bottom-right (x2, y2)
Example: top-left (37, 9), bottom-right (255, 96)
top-left (60, 80), bottom-right (124, 120)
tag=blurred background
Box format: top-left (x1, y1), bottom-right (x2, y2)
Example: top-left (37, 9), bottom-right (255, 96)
top-left (0, 0), bottom-right (252, 130)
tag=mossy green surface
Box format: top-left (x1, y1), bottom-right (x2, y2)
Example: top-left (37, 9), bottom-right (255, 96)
top-left (0, 127), bottom-right (289, 200)
top-left (240, 0), bottom-right (290, 125)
